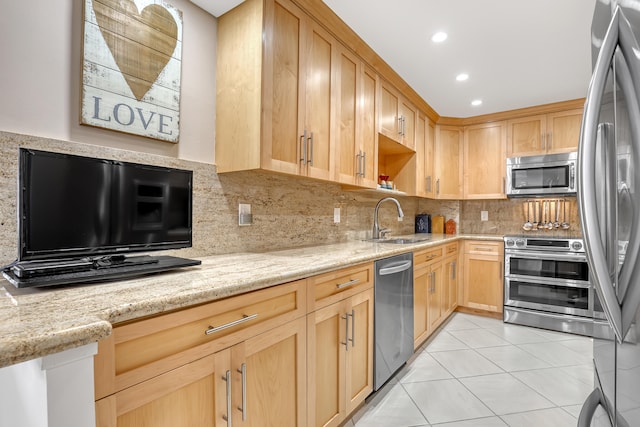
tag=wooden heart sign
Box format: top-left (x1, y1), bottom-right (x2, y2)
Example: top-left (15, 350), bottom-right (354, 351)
top-left (92, 0), bottom-right (178, 101)
top-left (81, 0), bottom-right (182, 142)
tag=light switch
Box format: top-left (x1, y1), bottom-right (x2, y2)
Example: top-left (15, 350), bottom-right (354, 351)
top-left (334, 207), bottom-right (340, 223)
top-left (239, 203), bottom-right (252, 226)
top-left (481, 210), bottom-right (488, 221)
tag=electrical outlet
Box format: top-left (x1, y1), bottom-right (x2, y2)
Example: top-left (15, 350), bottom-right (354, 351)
top-left (239, 203), bottom-right (252, 226)
top-left (334, 207), bottom-right (340, 223)
top-left (481, 210), bottom-right (488, 221)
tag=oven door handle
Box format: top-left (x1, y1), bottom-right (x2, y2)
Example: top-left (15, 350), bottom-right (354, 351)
top-left (505, 275), bottom-right (591, 289)
top-left (505, 250), bottom-right (587, 263)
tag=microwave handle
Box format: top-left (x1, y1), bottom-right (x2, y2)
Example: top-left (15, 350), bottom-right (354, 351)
top-left (569, 163), bottom-right (575, 190)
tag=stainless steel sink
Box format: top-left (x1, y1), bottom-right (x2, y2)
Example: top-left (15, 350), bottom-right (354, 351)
top-left (367, 237), bottom-right (431, 244)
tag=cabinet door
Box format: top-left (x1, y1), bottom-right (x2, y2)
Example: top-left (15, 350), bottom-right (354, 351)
top-left (335, 47), bottom-right (359, 185)
top-left (425, 120), bottom-right (436, 198)
top-left (443, 256), bottom-right (458, 315)
top-left (235, 318), bottom-right (307, 427)
top-left (379, 82), bottom-right (399, 141)
top-left (307, 301), bottom-right (346, 427)
top-left (95, 353), bottom-right (227, 427)
top-left (304, 20), bottom-right (335, 180)
top-left (415, 114), bottom-right (427, 197)
top-left (464, 121), bottom-right (507, 199)
top-left (546, 109), bottom-right (582, 154)
top-left (413, 265), bottom-right (430, 349)
top-left (262, 0), bottom-right (305, 175)
top-left (427, 262), bottom-right (444, 331)
top-left (506, 115), bottom-right (545, 157)
top-left (463, 253), bottom-right (503, 313)
top-left (359, 66), bottom-right (378, 188)
top-left (345, 289), bottom-right (374, 414)
top-left (435, 125), bottom-right (463, 199)
top-left (399, 99), bottom-right (416, 150)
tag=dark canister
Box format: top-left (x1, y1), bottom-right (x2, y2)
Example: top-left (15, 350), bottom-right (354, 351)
top-left (415, 213), bottom-right (431, 233)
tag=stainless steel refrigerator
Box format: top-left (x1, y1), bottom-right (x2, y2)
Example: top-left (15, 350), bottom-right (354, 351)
top-left (578, 1), bottom-right (640, 426)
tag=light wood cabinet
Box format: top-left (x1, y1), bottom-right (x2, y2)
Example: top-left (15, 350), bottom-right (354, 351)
top-left (507, 109), bottom-right (582, 156)
top-left (462, 241), bottom-right (504, 313)
top-left (434, 125), bottom-right (463, 199)
top-left (216, 0), bottom-right (337, 180)
top-left (94, 280), bottom-right (307, 427)
top-left (379, 80), bottom-right (416, 150)
top-left (307, 263), bottom-right (374, 427)
top-left (415, 115), bottom-right (436, 198)
top-left (334, 48), bottom-right (378, 188)
top-left (413, 246), bottom-right (444, 349)
top-left (442, 243), bottom-right (459, 316)
top-left (463, 121), bottom-right (507, 199)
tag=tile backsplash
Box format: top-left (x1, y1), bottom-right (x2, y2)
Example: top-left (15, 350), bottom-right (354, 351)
top-left (0, 131), bottom-right (582, 265)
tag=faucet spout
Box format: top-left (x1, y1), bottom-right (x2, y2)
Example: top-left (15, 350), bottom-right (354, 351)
top-left (372, 197), bottom-right (404, 239)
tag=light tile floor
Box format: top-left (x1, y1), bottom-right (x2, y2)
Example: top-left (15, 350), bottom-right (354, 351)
top-left (344, 312), bottom-right (594, 427)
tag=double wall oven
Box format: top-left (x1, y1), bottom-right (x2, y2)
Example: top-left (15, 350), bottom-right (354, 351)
top-left (503, 236), bottom-right (608, 337)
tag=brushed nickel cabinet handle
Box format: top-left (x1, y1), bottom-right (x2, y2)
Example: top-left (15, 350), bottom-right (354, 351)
top-left (205, 314), bottom-right (258, 335)
top-left (347, 309), bottom-right (355, 347)
top-left (336, 278), bottom-right (360, 289)
top-left (222, 370), bottom-right (232, 427)
top-left (300, 130), bottom-right (307, 164)
top-left (308, 132), bottom-right (314, 165)
top-left (237, 363), bottom-right (247, 421)
top-left (436, 178), bottom-right (440, 195)
top-left (341, 313), bottom-right (349, 351)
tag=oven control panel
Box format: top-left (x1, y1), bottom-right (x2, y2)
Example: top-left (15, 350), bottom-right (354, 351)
top-left (504, 236), bottom-right (585, 253)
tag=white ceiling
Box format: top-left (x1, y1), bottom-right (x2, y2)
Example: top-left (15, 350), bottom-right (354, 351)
top-left (194, 0), bottom-right (597, 118)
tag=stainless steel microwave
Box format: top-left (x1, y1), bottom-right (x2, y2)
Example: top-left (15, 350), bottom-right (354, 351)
top-left (506, 152), bottom-right (577, 197)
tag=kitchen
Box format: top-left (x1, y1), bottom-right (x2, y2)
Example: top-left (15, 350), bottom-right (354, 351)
top-left (0, 0), bottom-right (628, 426)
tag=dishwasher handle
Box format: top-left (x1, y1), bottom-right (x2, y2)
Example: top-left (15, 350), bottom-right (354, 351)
top-left (378, 260), bottom-right (412, 276)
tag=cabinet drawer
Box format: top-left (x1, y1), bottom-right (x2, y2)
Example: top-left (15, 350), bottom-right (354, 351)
top-left (465, 241), bottom-right (502, 256)
top-left (95, 280), bottom-right (306, 398)
top-left (414, 246), bottom-right (443, 266)
top-left (444, 242), bottom-right (458, 256)
top-left (307, 262), bottom-right (373, 311)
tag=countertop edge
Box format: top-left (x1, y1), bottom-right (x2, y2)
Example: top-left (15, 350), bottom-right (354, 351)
top-left (0, 234), bottom-right (503, 368)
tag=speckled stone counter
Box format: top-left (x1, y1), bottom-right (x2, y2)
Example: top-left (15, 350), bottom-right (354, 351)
top-left (0, 234), bottom-right (502, 368)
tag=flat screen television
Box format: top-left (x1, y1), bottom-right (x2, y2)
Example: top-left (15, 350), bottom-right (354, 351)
top-left (4, 148), bottom-right (200, 288)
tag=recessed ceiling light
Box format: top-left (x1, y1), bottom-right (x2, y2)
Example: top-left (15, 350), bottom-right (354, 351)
top-left (431, 32), bottom-right (448, 43)
top-left (456, 73), bottom-right (469, 82)
top-left (471, 99), bottom-right (483, 106)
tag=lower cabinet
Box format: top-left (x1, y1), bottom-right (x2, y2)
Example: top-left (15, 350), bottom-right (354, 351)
top-left (413, 246), bottom-right (444, 349)
top-left (307, 264), bottom-right (374, 427)
top-left (462, 240), bottom-right (504, 313)
top-left (442, 243), bottom-right (459, 317)
top-left (96, 318), bottom-right (306, 427)
top-left (94, 280), bottom-right (307, 427)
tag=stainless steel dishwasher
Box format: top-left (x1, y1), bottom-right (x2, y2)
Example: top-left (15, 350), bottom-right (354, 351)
top-left (374, 252), bottom-right (414, 390)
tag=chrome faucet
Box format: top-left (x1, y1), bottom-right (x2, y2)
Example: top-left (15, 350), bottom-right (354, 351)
top-left (372, 197), bottom-right (404, 239)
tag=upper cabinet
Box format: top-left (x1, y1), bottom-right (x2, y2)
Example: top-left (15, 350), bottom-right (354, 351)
top-left (415, 114), bottom-right (435, 198)
top-left (507, 108), bottom-right (583, 157)
top-left (379, 80), bottom-right (417, 150)
top-left (434, 125), bottom-right (463, 199)
top-left (463, 121), bottom-right (507, 199)
top-left (216, 0), bottom-right (336, 180)
top-left (334, 47), bottom-right (378, 188)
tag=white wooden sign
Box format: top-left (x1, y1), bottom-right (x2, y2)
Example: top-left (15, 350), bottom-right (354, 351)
top-left (81, 0), bottom-right (183, 142)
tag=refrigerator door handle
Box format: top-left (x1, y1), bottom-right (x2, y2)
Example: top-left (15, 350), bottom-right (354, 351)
top-left (578, 388), bottom-right (607, 427)
top-left (579, 5), bottom-right (624, 341)
top-left (613, 19), bottom-right (640, 334)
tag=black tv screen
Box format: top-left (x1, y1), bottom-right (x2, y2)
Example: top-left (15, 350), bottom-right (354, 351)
top-left (19, 149), bottom-right (193, 261)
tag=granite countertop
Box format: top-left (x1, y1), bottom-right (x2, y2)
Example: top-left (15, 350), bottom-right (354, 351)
top-left (0, 234), bottom-right (502, 368)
